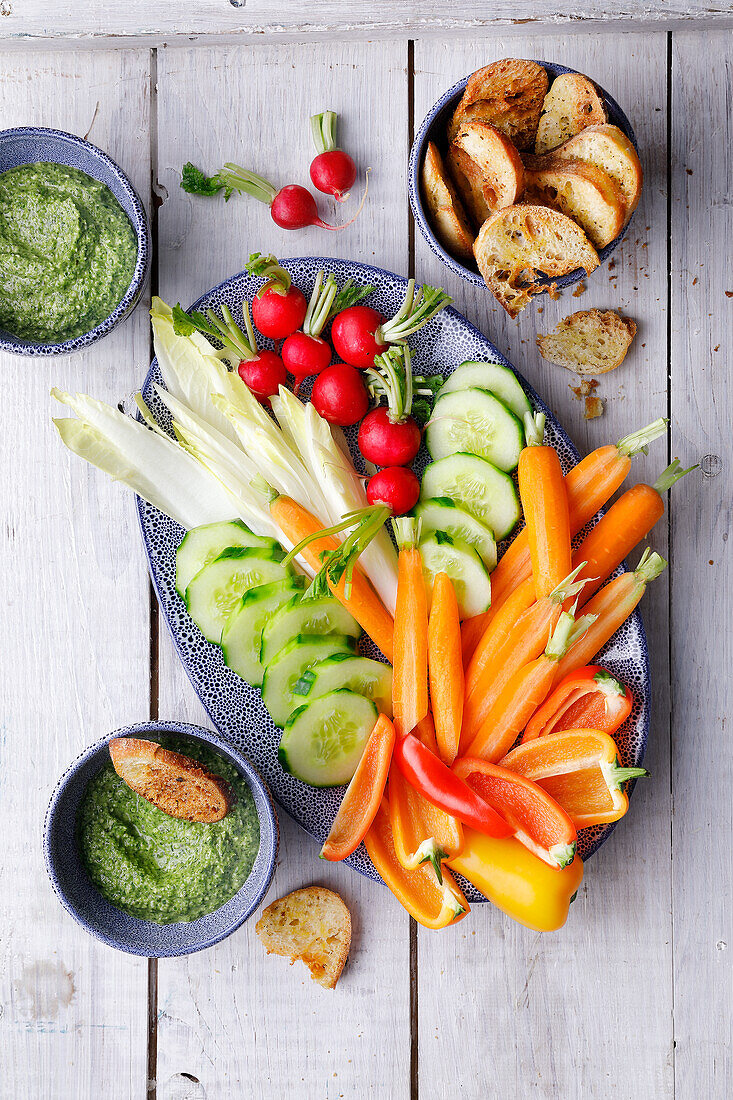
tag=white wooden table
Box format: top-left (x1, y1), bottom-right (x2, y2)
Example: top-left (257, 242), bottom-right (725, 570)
top-left (1, 7), bottom-right (731, 1099)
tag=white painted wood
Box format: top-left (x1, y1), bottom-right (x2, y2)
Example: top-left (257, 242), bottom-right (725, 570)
top-left (154, 41), bottom-right (412, 1100)
top-left (414, 32), bottom-right (675, 1099)
top-left (0, 49), bottom-right (151, 1100)
top-left (670, 30), bottom-right (732, 1100)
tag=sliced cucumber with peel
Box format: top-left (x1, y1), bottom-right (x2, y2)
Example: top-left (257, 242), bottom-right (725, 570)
top-left (185, 547), bottom-right (293, 644)
top-left (221, 577), bottom-right (304, 687)
top-left (420, 452), bottom-right (520, 540)
top-left (414, 498), bottom-right (497, 569)
top-left (279, 689), bottom-right (378, 787)
top-left (260, 596), bottom-right (361, 669)
top-left (262, 634), bottom-right (357, 728)
top-left (293, 652), bottom-right (394, 718)
top-left (420, 532), bottom-right (492, 618)
top-left (176, 519), bottom-right (281, 598)
top-left (426, 388), bottom-right (524, 471)
top-left (440, 361), bottom-right (532, 422)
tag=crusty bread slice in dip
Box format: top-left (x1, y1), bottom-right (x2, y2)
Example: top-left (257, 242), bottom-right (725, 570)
top-left (108, 737), bottom-right (232, 823)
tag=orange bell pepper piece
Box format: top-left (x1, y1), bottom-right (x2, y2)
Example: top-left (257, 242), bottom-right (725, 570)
top-left (364, 798), bottom-right (469, 929)
top-left (501, 728), bottom-right (648, 827)
top-left (522, 665), bottom-right (633, 742)
top-left (321, 714), bottom-right (395, 862)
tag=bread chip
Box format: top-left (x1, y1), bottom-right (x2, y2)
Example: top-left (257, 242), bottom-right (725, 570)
top-left (473, 204), bottom-right (599, 317)
top-left (446, 143), bottom-right (492, 228)
top-left (537, 308), bottom-right (637, 374)
top-left (550, 124), bottom-right (643, 221)
top-left (108, 737), bottom-right (232, 823)
top-left (453, 119), bottom-right (525, 210)
top-left (535, 73), bottom-right (607, 154)
top-left (524, 159), bottom-right (626, 247)
top-left (448, 59), bottom-right (548, 150)
top-left (421, 140), bottom-right (475, 260)
top-left (256, 887), bottom-right (351, 990)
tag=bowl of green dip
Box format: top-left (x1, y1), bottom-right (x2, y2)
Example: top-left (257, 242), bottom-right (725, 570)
top-left (44, 721), bottom-right (278, 956)
top-left (0, 127), bottom-right (150, 356)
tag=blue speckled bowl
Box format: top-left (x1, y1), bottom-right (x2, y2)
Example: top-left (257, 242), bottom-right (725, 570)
top-left (43, 721), bottom-right (278, 957)
top-left (408, 62), bottom-right (639, 295)
top-left (0, 126), bottom-right (150, 357)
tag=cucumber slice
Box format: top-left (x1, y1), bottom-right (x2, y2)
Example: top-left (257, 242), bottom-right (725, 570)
top-left (420, 453), bottom-right (520, 540)
top-left (176, 519), bottom-right (280, 598)
top-left (414, 498), bottom-right (497, 570)
top-left (292, 653), bottom-right (394, 718)
top-left (221, 578), bottom-right (304, 687)
top-left (185, 547), bottom-right (293, 644)
top-left (279, 690), bottom-right (378, 787)
top-left (426, 388), bottom-right (524, 471)
top-left (420, 533), bottom-right (492, 618)
top-left (440, 361), bottom-right (532, 421)
top-left (260, 596), bottom-right (361, 669)
top-left (262, 634), bottom-right (357, 728)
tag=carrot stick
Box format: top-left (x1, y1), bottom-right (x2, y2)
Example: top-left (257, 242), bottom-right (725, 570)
top-left (464, 577), bottom-right (536, 698)
top-left (518, 445), bottom-right (572, 599)
top-left (428, 572), bottom-right (464, 764)
top-left (321, 714), bottom-right (395, 862)
top-left (393, 518), bottom-right (429, 738)
top-left (460, 418), bottom-right (668, 661)
top-left (552, 549), bottom-right (667, 687)
top-left (270, 495), bottom-right (394, 660)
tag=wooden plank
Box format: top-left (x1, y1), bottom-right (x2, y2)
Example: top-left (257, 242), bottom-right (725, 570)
top-left (413, 32), bottom-right (674, 1099)
top-left (154, 41), bottom-right (412, 1100)
top-left (0, 49), bottom-right (151, 1100)
top-left (1, 1), bottom-right (731, 46)
top-left (670, 30), bottom-right (732, 1100)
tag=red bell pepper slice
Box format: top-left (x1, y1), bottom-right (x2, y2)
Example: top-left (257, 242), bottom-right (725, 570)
top-left (522, 665), bottom-right (633, 743)
top-left (393, 732), bottom-right (513, 839)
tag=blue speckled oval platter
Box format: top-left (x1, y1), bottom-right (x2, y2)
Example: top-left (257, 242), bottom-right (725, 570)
top-left (138, 257), bottom-right (650, 902)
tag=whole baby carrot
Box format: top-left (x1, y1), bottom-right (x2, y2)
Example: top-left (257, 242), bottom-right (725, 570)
top-left (518, 444), bottom-right (572, 600)
top-left (428, 572), bottom-right (464, 764)
top-left (392, 517), bottom-right (429, 738)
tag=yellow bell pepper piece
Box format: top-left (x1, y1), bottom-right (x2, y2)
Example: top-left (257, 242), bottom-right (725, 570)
top-left (448, 828), bottom-right (584, 931)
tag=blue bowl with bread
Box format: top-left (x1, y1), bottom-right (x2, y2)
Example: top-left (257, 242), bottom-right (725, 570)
top-left (408, 60), bottom-right (641, 317)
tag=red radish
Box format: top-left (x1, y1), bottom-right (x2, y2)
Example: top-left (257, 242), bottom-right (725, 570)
top-left (310, 111), bottom-right (358, 202)
top-left (246, 253), bottom-right (307, 338)
top-left (281, 270), bottom-right (338, 390)
top-left (311, 363), bottom-right (369, 426)
top-left (357, 345), bottom-right (444, 467)
top-left (367, 467), bottom-right (420, 516)
top-left (359, 406), bottom-right (421, 466)
top-left (238, 351), bottom-right (286, 404)
top-left (331, 279), bottom-right (452, 368)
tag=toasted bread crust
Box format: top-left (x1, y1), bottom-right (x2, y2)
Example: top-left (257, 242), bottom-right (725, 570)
top-left (549, 124), bottom-right (643, 221)
top-left (448, 59), bottom-right (548, 150)
top-left (256, 886), bottom-right (351, 989)
top-left (453, 119), bottom-right (525, 211)
top-left (535, 72), bottom-right (607, 155)
top-left (108, 737), bottom-right (232, 823)
top-left (421, 140), bottom-right (475, 260)
top-left (537, 308), bottom-right (637, 374)
top-left (446, 142), bottom-right (492, 228)
top-left (524, 159), bottom-right (626, 248)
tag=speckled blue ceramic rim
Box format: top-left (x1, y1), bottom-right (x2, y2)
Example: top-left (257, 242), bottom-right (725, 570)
top-left (408, 62), bottom-right (639, 292)
top-left (0, 126), bottom-right (150, 357)
top-left (136, 258), bottom-right (650, 891)
top-left (43, 720), bottom-right (279, 956)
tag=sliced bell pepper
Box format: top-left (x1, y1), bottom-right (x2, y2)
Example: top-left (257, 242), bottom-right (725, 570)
top-left (363, 798), bottom-right (469, 929)
top-left (448, 828), bottom-right (584, 931)
top-left (321, 714), bottom-right (395, 862)
top-left (501, 728), bottom-right (648, 827)
top-left (389, 714), bottom-right (463, 881)
top-left (522, 665), bottom-right (633, 742)
top-left (394, 732), bottom-right (513, 839)
top-left (452, 757), bottom-right (577, 869)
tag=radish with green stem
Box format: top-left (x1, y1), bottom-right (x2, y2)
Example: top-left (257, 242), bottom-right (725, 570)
top-left (310, 111), bottom-right (357, 202)
top-left (281, 270), bottom-right (337, 389)
top-left (358, 346), bottom-right (444, 467)
top-left (245, 253), bottom-right (307, 339)
top-left (331, 279), bottom-right (452, 369)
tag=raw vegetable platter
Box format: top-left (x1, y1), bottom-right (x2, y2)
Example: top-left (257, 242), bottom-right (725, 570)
top-left (137, 257), bottom-right (650, 899)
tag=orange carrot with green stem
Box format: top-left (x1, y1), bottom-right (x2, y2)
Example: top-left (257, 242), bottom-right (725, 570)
top-left (321, 714), bottom-right (395, 862)
top-left (392, 517), bottom-right (429, 738)
top-left (428, 572), bottom-right (464, 764)
top-left (518, 443), bottom-right (572, 599)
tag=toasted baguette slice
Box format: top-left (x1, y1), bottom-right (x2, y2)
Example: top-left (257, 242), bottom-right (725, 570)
top-left (256, 887), bottom-right (351, 990)
top-left (524, 159), bottom-right (625, 247)
top-left (473, 204), bottom-right (599, 317)
top-left (550, 124), bottom-right (643, 221)
top-left (448, 59), bottom-right (548, 150)
top-left (537, 308), bottom-right (637, 374)
top-left (108, 737), bottom-right (232, 822)
top-left (452, 119), bottom-right (524, 210)
top-left (535, 73), bottom-right (607, 154)
top-left (446, 143), bottom-right (492, 228)
top-left (421, 140), bottom-right (475, 260)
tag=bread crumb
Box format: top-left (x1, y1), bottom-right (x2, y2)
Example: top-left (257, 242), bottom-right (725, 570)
top-left (572, 281), bottom-right (586, 298)
top-left (547, 282), bottom-right (561, 300)
top-left (725, 290), bottom-right (733, 298)
top-left (570, 378), bottom-right (599, 400)
top-left (584, 394), bottom-right (604, 419)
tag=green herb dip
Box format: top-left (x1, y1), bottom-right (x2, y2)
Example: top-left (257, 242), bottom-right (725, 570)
top-left (0, 161), bottom-right (138, 343)
top-left (78, 737), bottom-right (260, 925)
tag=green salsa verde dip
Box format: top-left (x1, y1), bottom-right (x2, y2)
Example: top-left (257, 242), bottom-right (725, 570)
top-left (0, 162), bottom-right (138, 343)
top-left (78, 738), bottom-right (260, 924)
